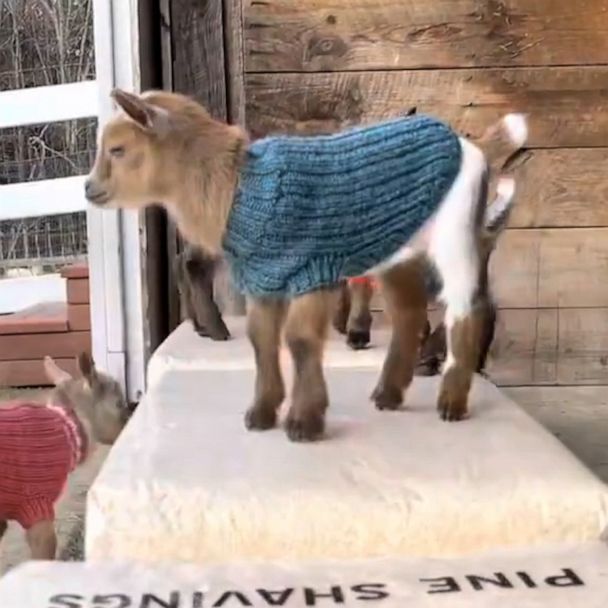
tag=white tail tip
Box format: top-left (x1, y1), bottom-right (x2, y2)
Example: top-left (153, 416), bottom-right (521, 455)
top-left (496, 176), bottom-right (516, 202)
top-left (486, 177), bottom-right (516, 231)
top-left (503, 113), bottom-right (528, 148)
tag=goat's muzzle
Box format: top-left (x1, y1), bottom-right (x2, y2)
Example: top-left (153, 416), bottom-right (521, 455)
top-left (84, 178), bottom-right (109, 205)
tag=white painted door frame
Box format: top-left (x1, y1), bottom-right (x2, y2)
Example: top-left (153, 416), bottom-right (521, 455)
top-left (89, 0), bottom-right (146, 402)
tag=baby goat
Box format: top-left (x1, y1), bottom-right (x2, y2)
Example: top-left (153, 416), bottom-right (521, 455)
top-left (86, 89), bottom-right (527, 442)
top-left (0, 354), bottom-right (129, 559)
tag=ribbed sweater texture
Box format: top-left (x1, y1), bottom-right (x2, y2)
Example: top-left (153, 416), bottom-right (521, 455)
top-left (0, 401), bottom-right (86, 529)
top-left (223, 115), bottom-right (462, 297)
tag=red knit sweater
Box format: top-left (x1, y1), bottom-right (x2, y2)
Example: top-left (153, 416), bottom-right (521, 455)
top-left (0, 401), bottom-right (87, 529)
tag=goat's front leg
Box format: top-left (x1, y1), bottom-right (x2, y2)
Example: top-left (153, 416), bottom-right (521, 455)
top-left (372, 262), bottom-right (427, 410)
top-left (26, 519), bottom-right (57, 560)
top-left (284, 289), bottom-right (336, 442)
top-left (185, 252), bottom-right (231, 341)
top-left (0, 520), bottom-right (6, 543)
top-left (245, 297), bottom-right (286, 431)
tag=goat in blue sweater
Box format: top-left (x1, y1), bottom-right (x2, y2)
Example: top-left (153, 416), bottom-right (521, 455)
top-left (86, 89), bottom-right (527, 442)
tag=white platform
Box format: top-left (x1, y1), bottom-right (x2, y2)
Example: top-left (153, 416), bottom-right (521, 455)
top-left (3, 542), bottom-right (608, 607)
top-left (147, 318), bottom-right (389, 387)
top-left (87, 323), bottom-right (608, 563)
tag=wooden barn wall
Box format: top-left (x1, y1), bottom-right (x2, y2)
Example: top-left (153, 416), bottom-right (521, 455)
top-left (239, 0), bottom-right (608, 388)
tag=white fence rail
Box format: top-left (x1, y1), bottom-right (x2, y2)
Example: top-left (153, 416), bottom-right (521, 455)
top-left (0, 80), bottom-right (97, 222)
top-left (0, 81), bottom-right (98, 129)
top-left (0, 176), bottom-right (87, 221)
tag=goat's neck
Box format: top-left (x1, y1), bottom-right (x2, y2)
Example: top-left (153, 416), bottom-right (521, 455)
top-left (169, 169), bottom-right (237, 256)
top-left (48, 383), bottom-right (94, 461)
top-left (166, 125), bottom-right (246, 257)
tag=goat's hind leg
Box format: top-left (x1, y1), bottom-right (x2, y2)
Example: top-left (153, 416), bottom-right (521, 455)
top-left (27, 520), bottom-right (57, 560)
top-left (245, 297), bottom-right (287, 431)
top-left (431, 139), bottom-right (489, 421)
top-left (372, 262), bottom-right (427, 410)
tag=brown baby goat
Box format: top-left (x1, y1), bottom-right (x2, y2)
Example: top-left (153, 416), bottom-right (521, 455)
top-left (86, 89), bottom-right (526, 442)
top-left (0, 354), bottom-right (129, 559)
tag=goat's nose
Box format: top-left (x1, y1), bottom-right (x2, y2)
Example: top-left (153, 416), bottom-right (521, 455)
top-left (84, 178), bottom-right (106, 203)
top-left (84, 178), bottom-right (95, 198)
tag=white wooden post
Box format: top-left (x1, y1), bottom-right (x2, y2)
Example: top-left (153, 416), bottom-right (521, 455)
top-left (89, 0), bottom-right (146, 402)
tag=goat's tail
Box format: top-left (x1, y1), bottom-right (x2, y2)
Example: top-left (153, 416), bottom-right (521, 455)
top-left (480, 175), bottom-right (516, 253)
top-left (477, 113), bottom-right (528, 171)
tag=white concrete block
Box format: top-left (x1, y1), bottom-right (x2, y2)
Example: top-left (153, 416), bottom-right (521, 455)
top-left (87, 362), bottom-right (608, 563)
top-left (2, 542), bottom-right (608, 607)
top-left (147, 319), bottom-right (387, 388)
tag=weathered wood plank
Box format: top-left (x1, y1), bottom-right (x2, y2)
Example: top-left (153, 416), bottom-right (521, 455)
top-left (503, 386), bottom-right (608, 482)
top-left (0, 303), bottom-right (67, 335)
top-left (0, 358), bottom-right (79, 388)
top-left (169, 0), bottom-right (244, 315)
top-left (0, 332), bottom-right (91, 362)
top-left (487, 309), bottom-right (557, 386)
top-left (366, 306), bottom-right (608, 386)
top-left (509, 149), bottom-right (608, 228)
top-left (170, 0), bottom-right (227, 120)
top-left (488, 308), bottom-right (608, 386)
top-left (245, 67), bottom-right (608, 147)
top-left (224, 0), bottom-right (246, 126)
top-left (372, 307), bottom-right (608, 386)
top-left (68, 305), bottom-right (91, 332)
top-left (245, 0), bottom-right (608, 72)
top-left (491, 228), bottom-right (608, 309)
top-left (67, 279), bottom-right (89, 305)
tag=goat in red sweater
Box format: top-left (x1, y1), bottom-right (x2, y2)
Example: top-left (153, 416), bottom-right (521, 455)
top-left (0, 353), bottom-right (129, 560)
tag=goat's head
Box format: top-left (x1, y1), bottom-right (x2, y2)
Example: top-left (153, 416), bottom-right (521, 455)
top-left (85, 89), bottom-right (245, 213)
top-left (45, 353), bottom-right (131, 445)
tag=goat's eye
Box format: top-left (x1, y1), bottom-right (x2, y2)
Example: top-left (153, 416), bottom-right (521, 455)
top-left (109, 145), bottom-right (125, 158)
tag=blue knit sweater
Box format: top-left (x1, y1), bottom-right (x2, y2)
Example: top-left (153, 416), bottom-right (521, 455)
top-left (223, 115), bottom-right (462, 298)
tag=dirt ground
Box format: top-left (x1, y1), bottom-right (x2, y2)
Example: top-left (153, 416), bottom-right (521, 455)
top-left (0, 385), bottom-right (606, 577)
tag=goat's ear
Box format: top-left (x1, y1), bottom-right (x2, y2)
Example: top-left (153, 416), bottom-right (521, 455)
top-left (111, 89), bottom-right (166, 132)
top-left (44, 356), bottom-right (73, 386)
top-left (77, 352), bottom-right (99, 389)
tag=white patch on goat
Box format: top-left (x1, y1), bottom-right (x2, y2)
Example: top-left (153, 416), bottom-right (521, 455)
top-left (429, 138), bottom-right (485, 321)
top-left (503, 113), bottom-right (528, 148)
top-left (443, 351), bottom-right (456, 373)
top-left (485, 176), bottom-right (516, 231)
top-left (372, 137), bottom-right (486, 323)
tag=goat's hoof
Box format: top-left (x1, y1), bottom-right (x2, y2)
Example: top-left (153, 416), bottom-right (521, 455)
top-left (209, 331), bottom-right (230, 341)
top-left (414, 360), bottom-right (441, 377)
top-left (208, 322), bottom-right (231, 341)
top-left (244, 406), bottom-right (276, 431)
top-left (285, 412), bottom-right (325, 442)
top-left (371, 384), bottom-right (403, 411)
top-left (347, 329), bottom-right (370, 350)
top-left (437, 392), bottom-right (468, 422)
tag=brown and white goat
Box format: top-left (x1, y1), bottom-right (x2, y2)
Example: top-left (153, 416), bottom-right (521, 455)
top-left (85, 89), bottom-right (527, 442)
top-left (0, 354), bottom-right (129, 559)
top-left (336, 175), bottom-right (517, 373)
